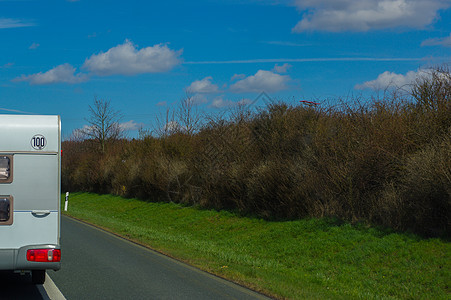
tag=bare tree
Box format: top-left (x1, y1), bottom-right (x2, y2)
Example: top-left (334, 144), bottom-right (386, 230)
top-left (411, 66), bottom-right (451, 111)
top-left (83, 97), bottom-right (123, 153)
top-left (152, 106), bottom-right (176, 138)
top-left (176, 93), bottom-right (203, 135)
top-left (151, 93), bottom-right (203, 138)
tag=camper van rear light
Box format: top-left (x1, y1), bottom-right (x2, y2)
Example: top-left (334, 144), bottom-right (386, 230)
top-left (27, 249), bottom-right (61, 262)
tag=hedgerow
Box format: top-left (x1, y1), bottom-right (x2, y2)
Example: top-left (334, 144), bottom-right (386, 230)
top-left (62, 67), bottom-right (450, 237)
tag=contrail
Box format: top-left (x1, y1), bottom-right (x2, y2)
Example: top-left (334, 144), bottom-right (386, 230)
top-left (184, 57), bottom-right (423, 64)
top-left (0, 107), bottom-right (37, 114)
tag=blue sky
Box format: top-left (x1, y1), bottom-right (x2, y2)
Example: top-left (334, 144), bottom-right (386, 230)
top-left (1, 0), bottom-right (450, 138)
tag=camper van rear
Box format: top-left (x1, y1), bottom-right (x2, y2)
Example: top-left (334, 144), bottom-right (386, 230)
top-left (0, 115), bottom-right (61, 284)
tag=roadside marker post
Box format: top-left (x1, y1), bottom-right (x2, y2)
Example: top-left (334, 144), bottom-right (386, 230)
top-left (64, 192), bottom-right (69, 211)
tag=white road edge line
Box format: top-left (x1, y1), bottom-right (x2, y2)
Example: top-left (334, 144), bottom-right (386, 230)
top-left (38, 273), bottom-right (66, 300)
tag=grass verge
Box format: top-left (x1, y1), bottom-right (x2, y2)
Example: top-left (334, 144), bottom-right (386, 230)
top-left (62, 192), bottom-right (450, 299)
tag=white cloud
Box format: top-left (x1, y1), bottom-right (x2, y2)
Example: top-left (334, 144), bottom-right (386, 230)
top-left (273, 63), bottom-right (292, 73)
top-left (14, 63), bottom-right (88, 85)
top-left (120, 120), bottom-right (142, 131)
top-left (231, 74), bottom-right (246, 81)
top-left (29, 43), bottom-right (40, 50)
top-left (1, 62), bottom-right (14, 68)
top-left (68, 127), bottom-right (87, 141)
top-left (189, 94), bottom-right (209, 105)
top-left (421, 33), bottom-right (451, 47)
top-left (164, 121), bottom-right (182, 133)
top-left (210, 96), bottom-right (234, 108)
top-left (0, 18), bottom-right (34, 29)
top-left (292, 0), bottom-right (450, 32)
top-left (355, 69), bottom-right (430, 90)
top-left (186, 76), bottom-right (219, 93)
top-left (237, 98), bottom-right (253, 105)
top-left (230, 70), bottom-right (291, 93)
top-left (12, 40), bottom-right (182, 85)
top-left (82, 40), bottom-right (182, 76)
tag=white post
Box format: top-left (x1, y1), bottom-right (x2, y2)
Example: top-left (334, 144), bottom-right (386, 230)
top-left (64, 192), bottom-right (69, 211)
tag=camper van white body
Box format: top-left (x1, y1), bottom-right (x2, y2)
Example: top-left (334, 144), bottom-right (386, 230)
top-left (0, 115), bottom-right (61, 284)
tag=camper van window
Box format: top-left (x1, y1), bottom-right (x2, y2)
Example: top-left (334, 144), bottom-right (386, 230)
top-left (0, 197), bottom-right (11, 222)
top-left (0, 156), bottom-right (12, 183)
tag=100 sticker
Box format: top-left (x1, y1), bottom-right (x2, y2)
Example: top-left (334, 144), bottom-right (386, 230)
top-left (31, 134), bottom-right (47, 150)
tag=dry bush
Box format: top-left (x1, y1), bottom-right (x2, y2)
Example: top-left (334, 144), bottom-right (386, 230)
top-left (401, 134), bottom-right (451, 235)
top-left (62, 66), bottom-right (450, 237)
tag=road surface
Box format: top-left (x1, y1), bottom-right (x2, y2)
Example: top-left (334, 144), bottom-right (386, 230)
top-left (0, 271), bottom-right (64, 299)
top-left (47, 216), bottom-right (270, 299)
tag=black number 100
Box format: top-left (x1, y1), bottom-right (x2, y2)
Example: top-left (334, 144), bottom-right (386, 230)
top-left (31, 135), bottom-right (46, 150)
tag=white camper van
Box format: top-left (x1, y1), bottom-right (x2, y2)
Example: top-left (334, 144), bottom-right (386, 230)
top-left (0, 115), bottom-right (61, 284)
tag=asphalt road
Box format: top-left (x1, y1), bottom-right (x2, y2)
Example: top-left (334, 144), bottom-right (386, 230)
top-left (0, 271), bottom-right (46, 299)
top-left (48, 216), bottom-right (270, 300)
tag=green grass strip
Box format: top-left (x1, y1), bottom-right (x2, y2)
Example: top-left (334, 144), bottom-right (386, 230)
top-left (62, 192), bottom-right (450, 299)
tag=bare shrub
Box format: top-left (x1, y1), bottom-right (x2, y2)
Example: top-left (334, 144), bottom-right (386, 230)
top-left (401, 135), bottom-right (451, 235)
top-left (62, 66), bottom-right (451, 237)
